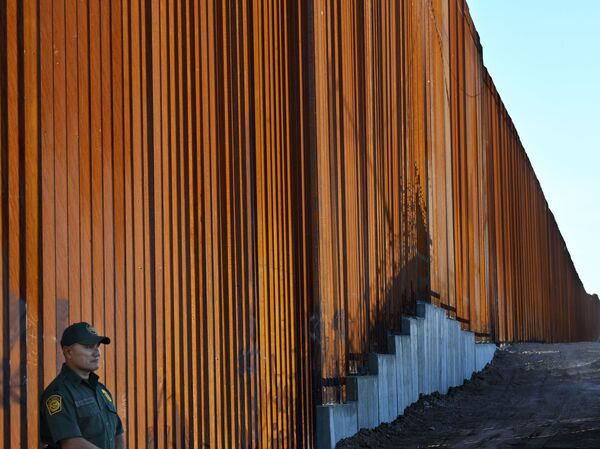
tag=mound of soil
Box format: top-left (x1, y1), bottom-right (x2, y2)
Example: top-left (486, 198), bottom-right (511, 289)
top-left (337, 342), bottom-right (600, 449)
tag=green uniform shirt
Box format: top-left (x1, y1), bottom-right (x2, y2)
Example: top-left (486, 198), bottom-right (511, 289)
top-left (40, 364), bottom-right (123, 449)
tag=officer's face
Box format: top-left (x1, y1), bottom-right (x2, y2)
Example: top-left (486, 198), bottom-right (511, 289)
top-left (64, 342), bottom-right (102, 373)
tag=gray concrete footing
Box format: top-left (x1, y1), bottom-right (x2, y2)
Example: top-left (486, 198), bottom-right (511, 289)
top-left (439, 308), bottom-right (449, 394)
top-left (347, 375), bottom-right (379, 429)
top-left (475, 342), bottom-right (497, 371)
top-left (401, 317), bottom-right (419, 404)
top-left (316, 303), bottom-right (498, 449)
top-left (316, 402), bottom-right (358, 449)
top-left (368, 353), bottom-right (398, 423)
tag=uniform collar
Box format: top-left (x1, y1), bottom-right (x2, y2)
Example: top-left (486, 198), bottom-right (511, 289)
top-left (60, 363), bottom-right (100, 387)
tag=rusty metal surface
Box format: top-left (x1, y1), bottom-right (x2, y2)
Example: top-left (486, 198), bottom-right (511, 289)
top-left (0, 1), bottom-right (598, 448)
top-left (311, 0), bottom-right (432, 404)
top-left (0, 1), bottom-right (313, 448)
top-left (310, 0), bottom-right (600, 406)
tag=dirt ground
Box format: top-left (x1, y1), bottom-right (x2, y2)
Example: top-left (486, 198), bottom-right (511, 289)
top-left (337, 342), bottom-right (600, 449)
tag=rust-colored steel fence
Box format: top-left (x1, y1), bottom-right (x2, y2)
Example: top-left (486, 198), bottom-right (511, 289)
top-left (1, 0), bottom-right (313, 447)
top-left (1, 0), bottom-right (598, 448)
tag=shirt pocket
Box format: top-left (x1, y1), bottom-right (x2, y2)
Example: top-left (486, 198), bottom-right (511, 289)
top-left (76, 402), bottom-right (104, 438)
top-left (76, 402), bottom-right (100, 418)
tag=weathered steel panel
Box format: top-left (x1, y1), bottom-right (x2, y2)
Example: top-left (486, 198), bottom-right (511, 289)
top-left (0, 1), bottom-right (598, 448)
top-left (1, 1), bottom-right (313, 448)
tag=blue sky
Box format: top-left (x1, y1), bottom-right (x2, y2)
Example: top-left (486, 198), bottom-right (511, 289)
top-left (467, 0), bottom-right (600, 295)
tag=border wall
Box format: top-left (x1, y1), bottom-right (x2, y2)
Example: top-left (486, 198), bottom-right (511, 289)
top-left (0, 1), bottom-right (598, 448)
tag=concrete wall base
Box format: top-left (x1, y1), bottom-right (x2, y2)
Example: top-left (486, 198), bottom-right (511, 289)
top-left (316, 302), bottom-right (497, 449)
top-left (316, 403), bottom-right (358, 449)
top-left (347, 375), bottom-right (378, 429)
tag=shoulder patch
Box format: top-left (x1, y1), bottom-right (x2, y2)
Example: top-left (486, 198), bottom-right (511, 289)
top-left (46, 394), bottom-right (63, 415)
top-left (101, 389), bottom-right (112, 403)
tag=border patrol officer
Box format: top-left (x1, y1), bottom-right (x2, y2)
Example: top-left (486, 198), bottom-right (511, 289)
top-left (40, 322), bottom-right (126, 449)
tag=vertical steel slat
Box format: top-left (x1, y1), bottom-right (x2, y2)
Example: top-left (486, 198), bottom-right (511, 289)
top-left (6, 1), bottom-right (22, 446)
top-left (23, 0), bottom-right (39, 444)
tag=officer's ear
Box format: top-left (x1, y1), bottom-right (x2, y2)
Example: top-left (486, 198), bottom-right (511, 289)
top-left (62, 345), bottom-right (72, 360)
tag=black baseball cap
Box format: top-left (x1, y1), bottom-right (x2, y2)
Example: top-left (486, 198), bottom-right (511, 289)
top-left (60, 322), bottom-right (111, 347)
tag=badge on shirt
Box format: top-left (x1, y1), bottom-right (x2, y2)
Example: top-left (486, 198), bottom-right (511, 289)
top-left (101, 389), bottom-right (112, 403)
top-left (46, 394), bottom-right (63, 415)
